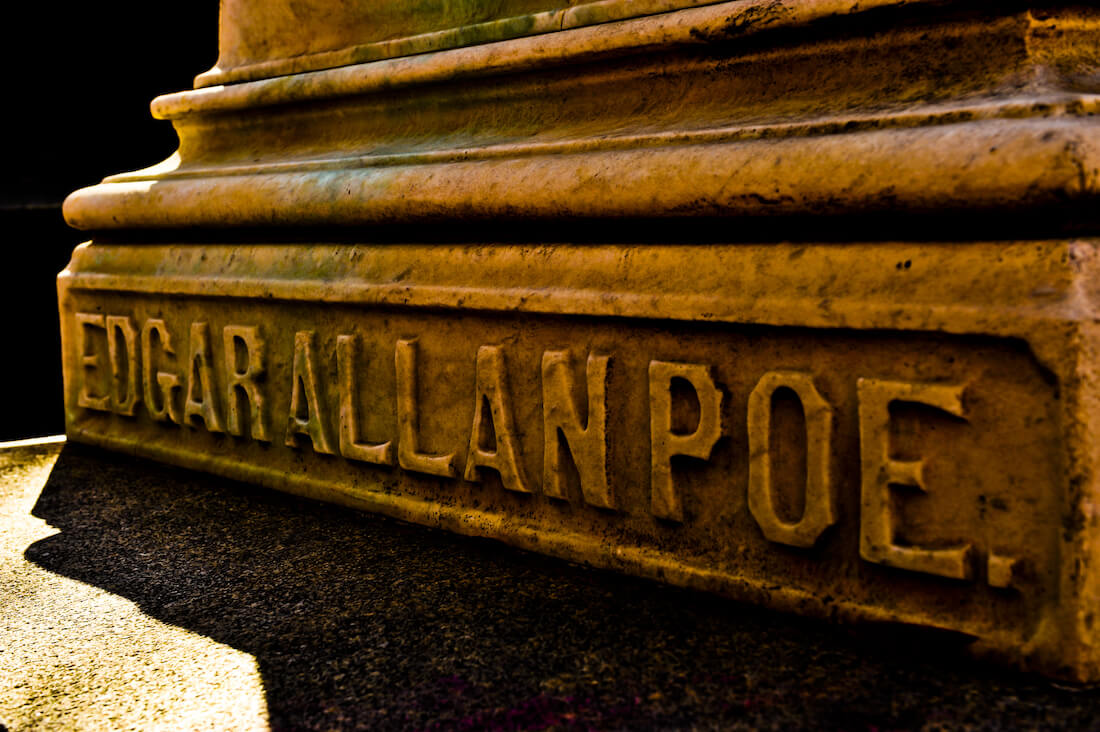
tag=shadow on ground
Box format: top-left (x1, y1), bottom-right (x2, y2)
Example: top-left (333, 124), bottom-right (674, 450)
top-left (23, 443), bottom-right (1100, 730)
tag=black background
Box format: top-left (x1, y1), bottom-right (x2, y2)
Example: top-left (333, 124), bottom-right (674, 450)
top-left (2, 4), bottom-right (219, 439)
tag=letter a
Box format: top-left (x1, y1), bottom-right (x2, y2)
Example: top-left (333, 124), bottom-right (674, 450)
top-left (286, 331), bottom-right (335, 454)
top-left (184, 322), bottom-right (225, 433)
top-left (464, 346), bottom-right (530, 493)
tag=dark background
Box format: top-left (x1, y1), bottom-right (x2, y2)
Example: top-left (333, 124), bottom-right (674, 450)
top-left (2, 4), bottom-right (219, 440)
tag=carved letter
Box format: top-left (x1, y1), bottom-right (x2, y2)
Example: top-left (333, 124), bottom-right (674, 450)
top-left (184, 322), bottom-right (225, 433)
top-left (987, 554), bottom-right (1021, 590)
top-left (395, 339), bottom-right (456, 477)
top-left (285, 330), bottom-right (335, 454)
top-left (541, 350), bottom-right (612, 508)
top-left (464, 346), bottom-right (531, 493)
top-left (141, 319), bottom-right (182, 424)
top-left (747, 371), bottom-right (836, 548)
top-left (649, 361), bottom-right (723, 521)
top-left (337, 334), bottom-right (393, 464)
top-left (106, 316), bottom-right (139, 416)
top-left (858, 379), bottom-right (973, 579)
top-left (75, 312), bottom-right (109, 412)
top-left (223, 325), bottom-right (269, 441)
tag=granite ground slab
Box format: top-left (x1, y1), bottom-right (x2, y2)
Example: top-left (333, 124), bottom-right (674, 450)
top-left (2, 439), bottom-right (1099, 730)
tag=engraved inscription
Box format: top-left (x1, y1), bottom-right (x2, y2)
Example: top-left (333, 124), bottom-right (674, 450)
top-left (542, 350), bottom-right (613, 508)
top-left (184, 322), bottom-right (225, 433)
top-left (75, 313), bottom-right (110, 412)
top-left (337, 334), bottom-right (394, 465)
top-left (747, 371), bottom-right (836, 548)
top-left (396, 339), bottom-right (457, 477)
top-left (224, 325), bottom-right (269, 441)
top-left (648, 361), bottom-right (723, 522)
top-left (141, 319), bottom-right (182, 424)
top-left (106, 315), bottom-right (139, 416)
top-left (464, 345), bottom-right (531, 493)
top-left (987, 554), bottom-right (1021, 589)
top-left (70, 309), bottom-right (1035, 590)
top-left (857, 379), bottom-right (973, 580)
top-left (286, 330), bottom-right (335, 454)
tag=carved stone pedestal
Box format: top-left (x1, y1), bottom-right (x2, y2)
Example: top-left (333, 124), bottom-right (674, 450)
top-left (61, 0), bottom-right (1100, 680)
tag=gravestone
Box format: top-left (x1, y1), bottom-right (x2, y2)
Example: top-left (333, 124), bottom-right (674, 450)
top-left (60, 0), bottom-right (1100, 681)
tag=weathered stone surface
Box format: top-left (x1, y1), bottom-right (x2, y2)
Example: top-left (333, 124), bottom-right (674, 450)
top-left (204, 0), bottom-right (733, 86)
top-left (60, 0), bottom-right (1100, 681)
top-left (64, 3), bottom-right (1100, 230)
top-left (56, 236), bottom-right (1100, 682)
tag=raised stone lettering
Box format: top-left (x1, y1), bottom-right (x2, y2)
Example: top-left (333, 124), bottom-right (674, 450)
top-left (465, 345), bottom-right (531, 493)
top-left (395, 339), bottom-right (456, 477)
top-left (858, 378), bottom-right (973, 580)
top-left (75, 312), bottom-right (110, 412)
top-left (184, 322), bottom-right (225, 433)
top-left (542, 350), bottom-right (613, 508)
top-left (987, 554), bottom-right (1021, 589)
top-left (286, 330), bottom-right (335, 454)
top-left (337, 334), bottom-right (393, 464)
top-left (223, 325), bottom-right (269, 441)
top-left (649, 361), bottom-right (723, 521)
top-left (747, 371), bottom-right (836, 548)
top-left (106, 315), bottom-right (140, 416)
top-left (141, 319), bottom-right (182, 424)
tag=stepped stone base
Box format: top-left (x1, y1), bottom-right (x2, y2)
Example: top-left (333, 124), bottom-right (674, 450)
top-left (60, 0), bottom-right (1100, 680)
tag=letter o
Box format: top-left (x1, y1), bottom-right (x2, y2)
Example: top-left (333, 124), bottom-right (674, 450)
top-left (747, 371), bottom-right (836, 548)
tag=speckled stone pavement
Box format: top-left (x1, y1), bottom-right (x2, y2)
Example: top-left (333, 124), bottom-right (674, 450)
top-left (2, 438), bottom-right (1099, 730)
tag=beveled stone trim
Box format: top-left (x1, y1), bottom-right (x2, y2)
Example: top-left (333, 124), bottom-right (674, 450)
top-left (194, 0), bottom-right (926, 89)
top-left (107, 97), bottom-right (1100, 184)
top-left (59, 239), bottom-right (1100, 377)
top-left (63, 119), bottom-right (1100, 233)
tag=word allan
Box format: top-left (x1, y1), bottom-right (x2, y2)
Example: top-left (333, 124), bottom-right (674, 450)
top-left (73, 312), bottom-right (1015, 587)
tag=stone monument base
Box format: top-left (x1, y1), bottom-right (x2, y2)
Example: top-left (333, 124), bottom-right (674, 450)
top-left (59, 236), bottom-right (1100, 680)
top-left (59, 0), bottom-right (1100, 680)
